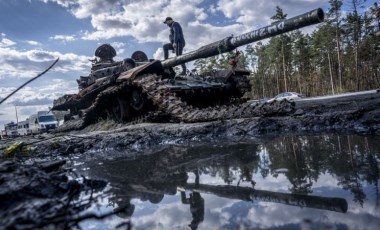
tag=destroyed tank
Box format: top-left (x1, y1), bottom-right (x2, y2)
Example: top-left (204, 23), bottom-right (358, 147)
top-left (52, 8), bottom-right (324, 130)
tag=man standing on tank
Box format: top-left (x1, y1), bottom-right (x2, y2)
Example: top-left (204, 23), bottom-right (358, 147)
top-left (163, 17), bottom-right (187, 75)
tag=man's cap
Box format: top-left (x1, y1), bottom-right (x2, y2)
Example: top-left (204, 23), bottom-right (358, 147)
top-left (163, 17), bottom-right (173, 24)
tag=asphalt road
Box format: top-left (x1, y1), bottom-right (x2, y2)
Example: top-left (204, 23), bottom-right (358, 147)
top-left (300, 89), bottom-right (379, 101)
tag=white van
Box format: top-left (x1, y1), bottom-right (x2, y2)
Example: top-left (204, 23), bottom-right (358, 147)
top-left (4, 122), bottom-right (18, 138)
top-left (29, 111), bottom-right (58, 134)
top-left (17, 119), bottom-right (30, 136)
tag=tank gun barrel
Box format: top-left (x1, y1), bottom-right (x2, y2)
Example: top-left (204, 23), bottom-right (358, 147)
top-left (161, 8), bottom-right (324, 68)
top-left (183, 183), bottom-right (347, 213)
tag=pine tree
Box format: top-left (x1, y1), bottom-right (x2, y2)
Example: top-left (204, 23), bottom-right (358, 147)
top-left (328, 0), bottom-right (344, 91)
top-left (270, 6), bottom-right (290, 92)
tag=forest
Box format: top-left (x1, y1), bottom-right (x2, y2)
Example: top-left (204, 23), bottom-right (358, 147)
top-left (194, 0), bottom-right (380, 99)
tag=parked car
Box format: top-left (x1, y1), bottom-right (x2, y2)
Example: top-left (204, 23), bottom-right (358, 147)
top-left (266, 92), bottom-right (305, 103)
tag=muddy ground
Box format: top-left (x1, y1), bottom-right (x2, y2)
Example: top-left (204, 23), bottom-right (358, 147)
top-left (1, 90), bottom-right (379, 229)
top-left (28, 90), bottom-right (380, 155)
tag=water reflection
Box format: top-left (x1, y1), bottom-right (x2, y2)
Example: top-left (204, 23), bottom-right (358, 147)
top-left (76, 134), bottom-right (380, 229)
top-left (263, 135), bottom-right (380, 205)
top-left (181, 170), bottom-right (204, 230)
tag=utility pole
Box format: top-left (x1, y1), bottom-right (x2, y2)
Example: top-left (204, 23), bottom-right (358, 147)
top-left (15, 105), bottom-right (19, 124)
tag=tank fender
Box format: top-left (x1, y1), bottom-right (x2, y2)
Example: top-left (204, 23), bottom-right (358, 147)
top-left (117, 60), bottom-right (164, 82)
top-left (206, 69), bottom-right (250, 82)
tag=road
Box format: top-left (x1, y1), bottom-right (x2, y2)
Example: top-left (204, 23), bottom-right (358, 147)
top-left (301, 89), bottom-right (379, 101)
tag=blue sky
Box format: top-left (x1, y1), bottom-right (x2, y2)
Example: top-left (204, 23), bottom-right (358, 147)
top-left (0, 0), bottom-right (376, 128)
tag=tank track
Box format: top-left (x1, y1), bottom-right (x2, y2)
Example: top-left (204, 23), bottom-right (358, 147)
top-left (135, 74), bottom-right (294, 122)
top-left (57, 74), bottom-right (294, 132)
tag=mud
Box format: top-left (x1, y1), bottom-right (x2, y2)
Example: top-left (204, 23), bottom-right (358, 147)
top-left (0, 90), bottom-right (379, 228)
top-left (0, 159), bottom-right (108, 229)
top-left (2, 91), bottom-right (379, 155)
top-left (24, 90), bottom-right (380, 155)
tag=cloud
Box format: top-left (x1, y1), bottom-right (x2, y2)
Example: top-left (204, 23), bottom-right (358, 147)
top-left (49, 35), bottom-right (77, 42)
top-left (40, 0), bottom-right (77, 8)
top-left (25, 40), bottom-right (42, 46)
top-left (40, 0), bottom-right (329, 62)
top-left (41, 0), bottom-right (329, 43)
top-left (216, 0), bottom-right (329, 27)
top-left (0, 46), bottom-right (91, 78)
top-left (13, 98), bottom-right (53, 106)
top-left (117, 48), bottom-right (125, 55)
top-left (0, 38), bottom-right (16, 47)
top-left (80, 1), bottom-right (167, 41)
top-left (40, 0), bottom-right (217, 46)
top-left (110, 41), bottom-right (126, 49)
top-left (0, 79), bottom-right (77, 105)
top-left (153, 48), bottom-right (164, 60)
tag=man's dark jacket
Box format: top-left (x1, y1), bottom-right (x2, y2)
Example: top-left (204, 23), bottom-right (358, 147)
top-left (169, 21), bottom-right (185, 45)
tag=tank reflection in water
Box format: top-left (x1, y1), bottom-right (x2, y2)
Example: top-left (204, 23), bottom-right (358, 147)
top-left (74, 134), bottom-right (380, 229)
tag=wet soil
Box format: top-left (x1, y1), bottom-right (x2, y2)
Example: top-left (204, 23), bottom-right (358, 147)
top-left (0, 159), bottom-right (107, 229)
top-left (28, 90), bottom-right (380, 155)
top-left (0, 90), bottom-right (379, 229)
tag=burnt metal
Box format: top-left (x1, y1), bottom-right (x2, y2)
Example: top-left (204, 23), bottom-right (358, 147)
top-left (52, 8), bottom-right (324, 131)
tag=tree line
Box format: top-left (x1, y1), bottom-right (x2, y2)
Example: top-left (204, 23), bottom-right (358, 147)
top-left (201, 134), bottom-right (380, 204)
top-left (194, 1), bottom-right (380, 99)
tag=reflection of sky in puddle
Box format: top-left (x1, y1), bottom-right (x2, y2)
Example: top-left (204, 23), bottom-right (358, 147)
top-left (75, 134), bottom-right (380, 229)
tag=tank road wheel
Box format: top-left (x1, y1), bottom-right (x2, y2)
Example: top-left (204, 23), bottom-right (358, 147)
top-left (109, 96), bottom-right (131, 122)
top-left (130, 89), bottom-right (145, 112)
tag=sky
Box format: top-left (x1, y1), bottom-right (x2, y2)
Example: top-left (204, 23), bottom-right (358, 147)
top-left (0, 0), bottom-right (377, 128)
